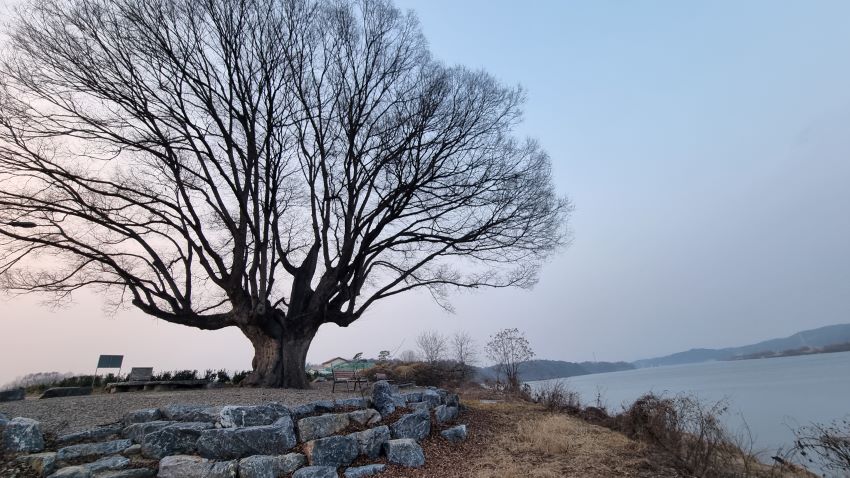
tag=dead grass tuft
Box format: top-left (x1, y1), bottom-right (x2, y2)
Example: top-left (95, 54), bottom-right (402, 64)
top-left (513, 414), bottom-right (576, 455)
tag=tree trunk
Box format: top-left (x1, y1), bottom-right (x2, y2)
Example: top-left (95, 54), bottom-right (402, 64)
top-left (241, 325), bottom-right (316, 389)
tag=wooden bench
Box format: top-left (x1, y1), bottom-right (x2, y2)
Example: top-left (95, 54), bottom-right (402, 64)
top-left (331, 369), bottom-right (368, 392)
top-left (127, 367), bottom-right (154, 382)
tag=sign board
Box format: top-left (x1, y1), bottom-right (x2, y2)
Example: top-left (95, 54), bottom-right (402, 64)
top-left (97, 355), bottom-right (124, 369)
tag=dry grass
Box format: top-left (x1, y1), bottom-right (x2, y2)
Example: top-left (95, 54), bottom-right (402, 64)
top-left (377, 398), bottom-right (678, 478)
top-left (513, 414), bottom-right (577, 455)
top-left (467, 401), bottom-right (679, 478)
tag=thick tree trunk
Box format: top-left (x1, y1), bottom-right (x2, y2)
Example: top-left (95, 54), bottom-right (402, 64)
top-left (241, 325), bottom-right (316, 389)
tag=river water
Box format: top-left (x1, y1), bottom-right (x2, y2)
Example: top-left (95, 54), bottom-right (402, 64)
top-left (528, 351), bottom-right (850, 471)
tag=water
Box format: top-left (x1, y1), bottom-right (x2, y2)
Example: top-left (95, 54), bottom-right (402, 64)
top-left (529, 351), bottom-right (850, 467)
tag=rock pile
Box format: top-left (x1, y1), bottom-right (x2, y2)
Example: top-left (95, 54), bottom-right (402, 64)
top-left (0, 382), bottom-right (466, 477)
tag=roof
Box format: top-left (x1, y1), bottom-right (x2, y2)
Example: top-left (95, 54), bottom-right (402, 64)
top-left (320, 357), bottom-right (350, 366)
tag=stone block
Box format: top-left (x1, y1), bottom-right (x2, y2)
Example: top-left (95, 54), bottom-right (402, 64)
top-left (218, 403), bottom-right (290, 428)
top-left (297, 413), bottom-right (350, 442)
top-left (343, 464), bottom-right (385, 478)
top-left (303, 435), bottom-right (359, 467)
top-left (383, 438), bottom-right (424, 468)
top-left (390, 410), bottom-right (430, 441)
top-left (348, 426), bottom-right (389, 459)
top-left (0, 387), bottom-right (25, 402)
top-left (56, 439), bottom-right (132, 463)
top-left (370, 382), bottom-right (395, 417)
top-left (39, 387), bottom-right (91, 399)
top-left (122, 409), bottom-right (162, 425)
top-left (440, 424), bottom-right (467, 443)
top-left (434, 405), bottom-right (458, 425)
top-left (140, 422), bottom-right (211, 459)
top-left (237, 453), bottom-right (305, 478)
top-left (2, 417), bottom-right (45, 453)
top-left (157, 455), bottom-right (237, 478)
top-left (292, 466), bottom-right (338, 478)
top-left (196, 417), bottom-right (297, 460)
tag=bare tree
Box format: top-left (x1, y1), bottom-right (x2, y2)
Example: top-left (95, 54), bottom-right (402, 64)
top-left (0, 0), bottom-right (570, 388)
top-left (452, 330), bottom-right (477, 365)
top-left (486, 328), bottom-right (534, 389)
top-left (398, 350), bottom-right (419, 363)
top-left (416, 330), bottom-right (447, 363)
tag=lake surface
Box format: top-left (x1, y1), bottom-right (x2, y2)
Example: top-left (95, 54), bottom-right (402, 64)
top-left (529, 351), bottom-right (850, 465)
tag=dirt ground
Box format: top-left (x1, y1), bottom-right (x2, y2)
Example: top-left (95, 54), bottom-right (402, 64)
top-left (378, 400), bottom-right (683, 478)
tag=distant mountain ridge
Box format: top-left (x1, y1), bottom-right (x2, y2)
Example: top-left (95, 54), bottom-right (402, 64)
top-left (633, 323), bottom-right (850, 368)
top-left (476, 359), bottom-right (634, 382)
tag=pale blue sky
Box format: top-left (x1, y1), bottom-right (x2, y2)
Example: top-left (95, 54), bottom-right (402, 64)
top-left (1, 1), bottom-right (849, 383)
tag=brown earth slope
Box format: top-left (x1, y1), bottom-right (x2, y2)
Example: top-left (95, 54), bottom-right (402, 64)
top-left (381, 401), bottom-right (681, 478)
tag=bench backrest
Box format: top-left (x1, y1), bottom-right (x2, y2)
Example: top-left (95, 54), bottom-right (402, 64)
top-left (332, 369), bottom-right (359, 380)
top-left (127, 367), bottom-right (154, 382)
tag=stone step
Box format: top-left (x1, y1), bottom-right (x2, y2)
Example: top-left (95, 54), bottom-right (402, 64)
top-left (48, 455), bottom-right (130, 477)
top-left (57, 425), bottom-right (123, 445)
top-left (56, 439), bottom-right (133, 464)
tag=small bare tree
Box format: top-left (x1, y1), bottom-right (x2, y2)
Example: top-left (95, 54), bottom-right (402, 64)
top-left (398, 350), bottom-right (419, 363)
top-left (485, 328), bottom-right (534, 389)
top-left (452, 330), bottom-right (477, 366)
top-left (416, 330), bottom-right (447, 363)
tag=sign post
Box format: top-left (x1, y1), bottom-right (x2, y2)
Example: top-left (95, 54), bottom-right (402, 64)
top-left (94, 355), bottom-right (124, 387)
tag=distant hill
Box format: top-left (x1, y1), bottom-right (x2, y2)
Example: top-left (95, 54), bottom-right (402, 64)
top-left (633, 323), bottom-right (850, 368)
top-left (476, 359), bottom-right (634, 382)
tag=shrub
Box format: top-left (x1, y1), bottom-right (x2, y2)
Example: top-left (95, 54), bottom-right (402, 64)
top-left (231, 370), bottom-right (250, 385)
top-left (610, 393), bottom-right (738, 477)
top-left (362, 360), bottom-right (473, 388)
top-left (215, 369), bottom-right (231, 383)
top-left (13, 372), bottom-right (124, 394)
top-left (533, 381), bottom-right (581, 413)
top-left (793, 417), bottom-right (850, 473)
top-left (3, 372), bottom-right (72, 391)
top-left (171, 370), bottom-right (198, 381)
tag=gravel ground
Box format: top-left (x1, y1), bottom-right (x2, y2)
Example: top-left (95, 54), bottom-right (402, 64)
top-left (0, 382), bottom-right (360, 435)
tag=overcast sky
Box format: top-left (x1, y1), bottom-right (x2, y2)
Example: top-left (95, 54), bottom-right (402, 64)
top-left (1, 0), bottom-right (849, 385)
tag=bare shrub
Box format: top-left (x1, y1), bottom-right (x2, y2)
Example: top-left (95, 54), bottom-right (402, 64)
top-left (363, 360), bottom-right (470, 388)
top-left (2, 371), bottom-right (73, 390)
top-left (793, 417), bottom-right (850, 473)
top-left (534, 381), bottom-right (582, 413)
top-left (612, 393), bottom-right (741, 477)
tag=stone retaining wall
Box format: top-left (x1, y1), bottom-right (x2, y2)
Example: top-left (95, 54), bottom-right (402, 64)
top-left (0, 381), bottom-right (468, 477)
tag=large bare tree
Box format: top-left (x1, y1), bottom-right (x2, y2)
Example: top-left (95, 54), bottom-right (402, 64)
top-left (0, 0), bottom-right (570, 388)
